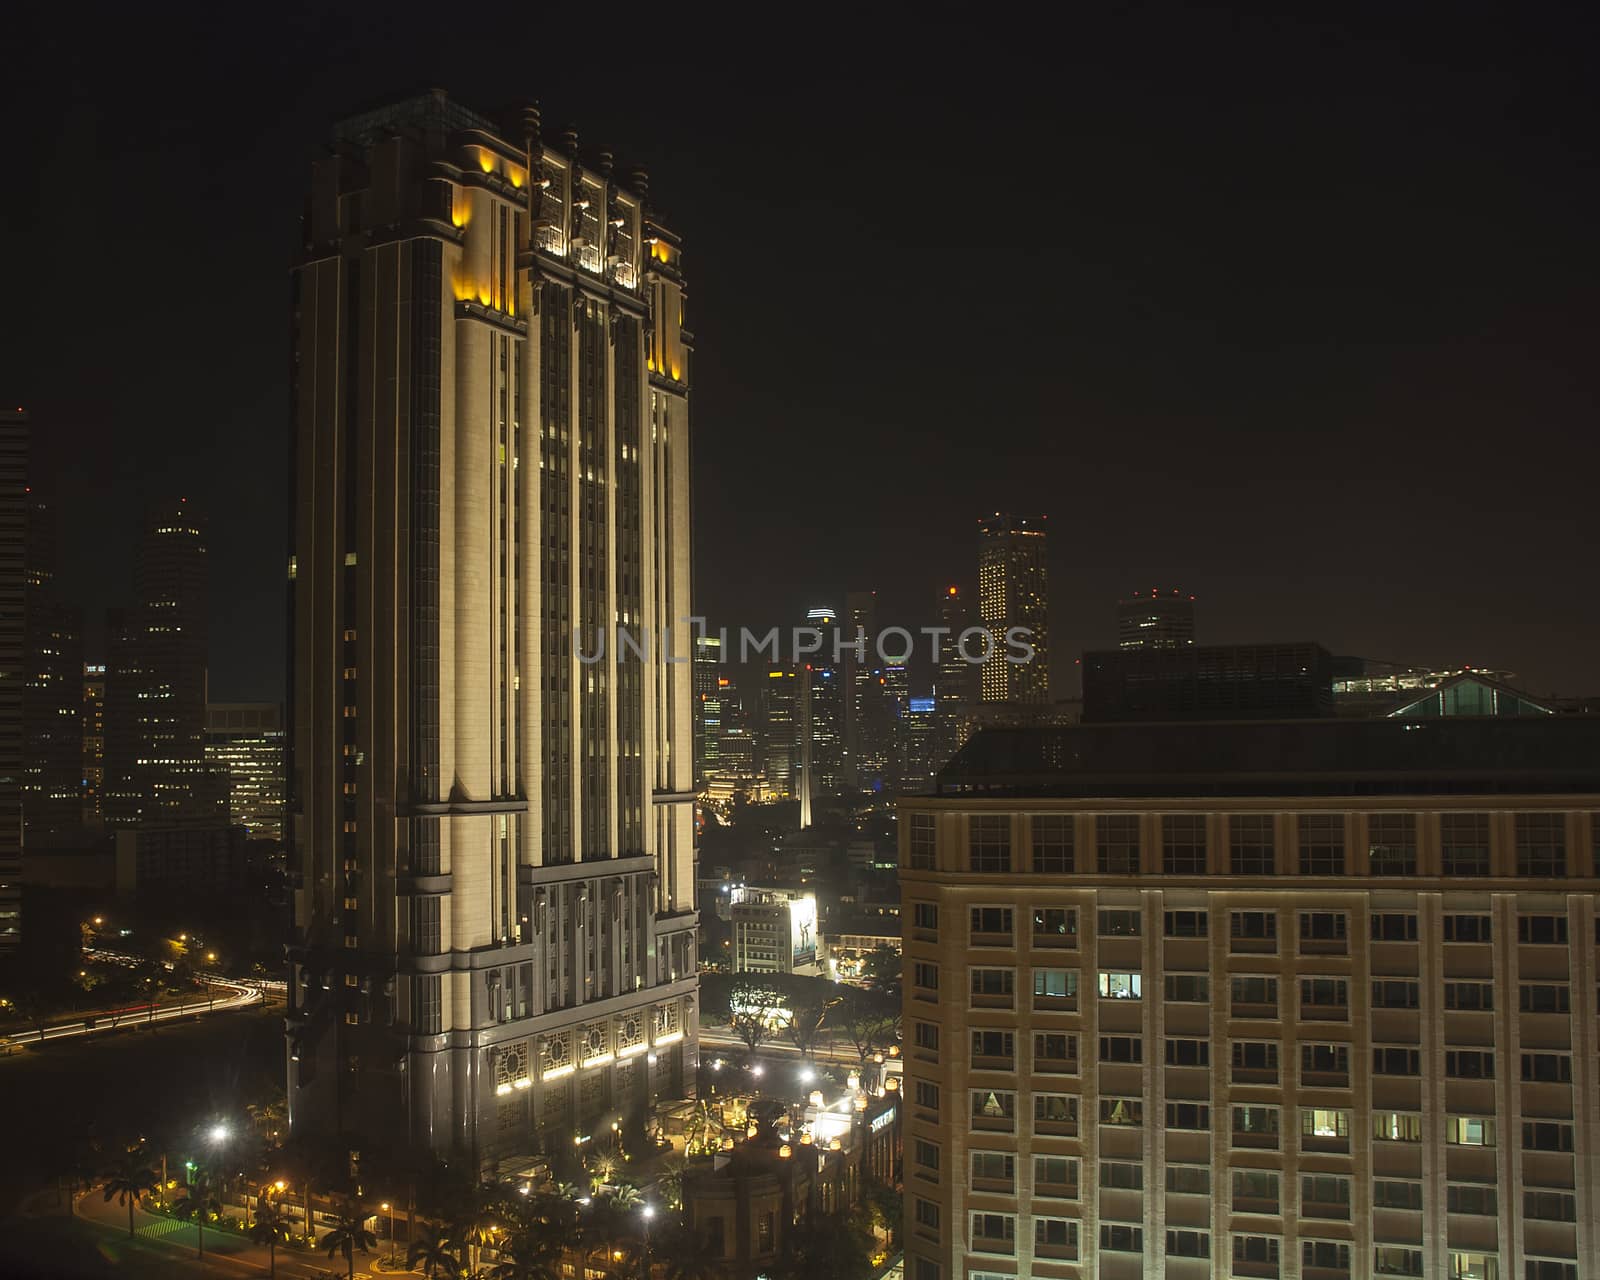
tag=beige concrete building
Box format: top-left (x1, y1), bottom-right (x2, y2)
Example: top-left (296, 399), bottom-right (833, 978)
top-left (899, 717), bottom-right (1600, 1280)
top-left (288, 91), bottom-right (697, 1165)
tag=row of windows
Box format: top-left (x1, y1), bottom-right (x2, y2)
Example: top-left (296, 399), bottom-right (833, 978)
top-left (933, 1252), bottom-right (1568, 1280)
top-left (912, 809), bottom-right (1588, 877)
top-left (915, 1090), bottom-right (1578, 1154)
top-left (955, 967), bottom-right (1577, 1015)
top-left (934, 904), bottom-right (1579, 948)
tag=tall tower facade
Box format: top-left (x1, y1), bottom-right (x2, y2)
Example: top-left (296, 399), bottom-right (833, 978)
top-left (1117, 588), bottom-right (1196, 650)
top-left (22, 488), bottom-right (85, 839)
top-left (287, 91), bottom-right (698, 1165)
top-left (842, 589), bottom-right (878, 788)
top-left (0, 411), bottom-right (25, 952)
top-left (936, 584), bottom-right (975, 765)
top-left (101, 496), bottom-right (217, 825)
top-left (978, 513), bottom-right (1049, 704)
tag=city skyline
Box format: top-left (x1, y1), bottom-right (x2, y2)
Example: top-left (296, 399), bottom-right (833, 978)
top-left (6, 5), bottom-right (1598, 701)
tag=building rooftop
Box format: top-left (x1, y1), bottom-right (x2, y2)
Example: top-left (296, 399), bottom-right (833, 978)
top-left (934, 716), bottom-right (1600, 798)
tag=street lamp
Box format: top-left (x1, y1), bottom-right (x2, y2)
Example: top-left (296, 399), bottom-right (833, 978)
top-left (381, 1201), bottom-right (395, 1262)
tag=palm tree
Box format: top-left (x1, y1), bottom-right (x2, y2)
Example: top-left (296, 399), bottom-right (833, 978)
top-left (653, 1224), bottom-right (730, 1280)
top-left (101, 1149), bottom-right (158, 1237)
top-left (580, 1192), bottom-right (641, 1278)
top-left (249, 1200), bottom-right (294, 1278)
top-left (319, 1201), bottom-right (378, 1280)
top-left (407, 1220), bottom-right (462, 1279)
top-left (482, 1231), bottom-right (567, 1280)
top-left (174, 1173), bottom-right (221, 1264)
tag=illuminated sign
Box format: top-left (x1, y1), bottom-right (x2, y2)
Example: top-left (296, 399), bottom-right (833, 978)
top-left (789, 894), bottom-right (818, 965)
top-left (909, 697), bottom-right (935, 714)
top-left (870, 1106), bottom-right (897, 1134)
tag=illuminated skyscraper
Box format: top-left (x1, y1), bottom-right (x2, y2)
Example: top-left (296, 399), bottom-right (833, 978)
top-left (936, 584), bottom-right (975, 765)
top-left (843, 589), bottom-right (878, 786)
top-left (205, 703), bottom-right (285, 842)
top-left (101, 499), bottom-right (220, 827)
top-left (978, 513), bottom-right (1049, 704)
top-left (803, 606), bottom-right (844, 794)
top-left (1117, 588), bottom-right (1197, 650)
top-left (693, 633), bottom-right (723, 780)
top-left (22, 487), bottom-right (84, 838)
top-left (0, 410), bottom-right (24, 951)
top-left (82, 664), bottom-right (105, 828)
top-left (288, 91), bottom-right (698, 1163)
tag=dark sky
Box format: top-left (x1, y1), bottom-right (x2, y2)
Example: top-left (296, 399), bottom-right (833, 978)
top-left (6, 2), bottom-right (1597, 700)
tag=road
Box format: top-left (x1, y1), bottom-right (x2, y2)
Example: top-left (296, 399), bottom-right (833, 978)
top-left (3, 981), bottom-right (263, 1047)
top-left (68, 1187), bottom-right (414, 1279)
top-left (698, 1027), bottom-right (881, 1068)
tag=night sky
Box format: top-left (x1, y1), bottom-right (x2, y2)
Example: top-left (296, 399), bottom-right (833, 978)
top-left (6, 3), bottom-right (1597, 701)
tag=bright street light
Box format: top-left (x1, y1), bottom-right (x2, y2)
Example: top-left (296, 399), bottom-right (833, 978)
top-left (209, 1124), bottom-right (229, 1144)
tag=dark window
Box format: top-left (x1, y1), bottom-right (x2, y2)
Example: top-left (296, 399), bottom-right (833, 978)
top-left (1367, 813), bottom-right (1417, 875)
top-left (1370, 912), bottom-right (1418, 941)
top-left (1372, 980), bottom-right (1419, 1009)
top-left (1518, 915), bottom-right (1569, 945)
top-left (1162, 813), bottom-right (1207, 874)
top-left (1096, 813), bottom-right (1140, 874)
top-left (1515, 812), bottom-right (1566, 876)
top-left (1031, 814), bottom-right (1073, 873)
top-left (1229, 813), bottom-right (1275, 875)
top-left (1445, 1050), bottom-right (1494, 1079)
top-left (1298, 813), bottom-right (1345, 876)
top-left (1440, 813), bottom-right (1490, 876)
top-left (1164, 909), bottom-right (1208, 938)
top-left (908, 813), bottom-right (936, 869)
top-left (968, 815), bottom-right (1011, 873)
top-left (1443, 914), bottom-right (1491, 943)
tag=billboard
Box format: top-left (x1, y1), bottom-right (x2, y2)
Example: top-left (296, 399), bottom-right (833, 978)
top-left (788, 894), bottom-right (818, 966)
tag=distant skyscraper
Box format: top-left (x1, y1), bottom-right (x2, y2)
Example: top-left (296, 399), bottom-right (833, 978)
top-left (1117, 588), bottom-right (1196, 649)
top-left (22, 487), bottom-right (84, 839)
top-left (978, 513), bottom-right (1049, 704)
top-left (759, 667), bottom-right (802, 798)
top-left (0, 410), bottom-right (25, 952)
top-left (100, 607), bottom-right (141, 828)
top-left (693, 634), bottom-right (723, 780)
top-left (205, 703), bottom-right (285, 842)
top-left (843, 589), bottom-right (877, 787)
top-left (287, 92), bottom-right (697, 1163)
top-left (803, 606), bottom-right (844, 795)
top-left (101, 502), bottom-right (220, 830)
top-left (936, 584), bottom-right (975, 764)
top-left (82, 663), bottom-right (105, 828)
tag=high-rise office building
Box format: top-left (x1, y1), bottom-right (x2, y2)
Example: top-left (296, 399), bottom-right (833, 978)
top-left (694, 634), bottom-right (723, 781)
top-left (804, 606), bottom-right (845, 795)
top-left (901, 716), bottom-right (1600, 1280)
top-left (100, 607), bottom-right (141, 828)
top-left (1117, 589), bottom-right (1196, 650)
top-left (22, 488), bottom-right (84, 839)
top-left (287, 91), bottom-right (698, 1163)
top-left (936, 585), bottom-right (976, 761)
top-left (844, 589), bottom-right (878, 787)
top-left (205, 703), bottom-right (285, 842)
top-left (82, 663), bottom-right (105, 828)
top-left (978, 513), bottom-right (1049, 704)
top-left (102, 499), bottom-right (219, 827)
top-left (0, 410), bottom-right (25, 951)
top-left (759, 667), bottom-right (802, 800)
